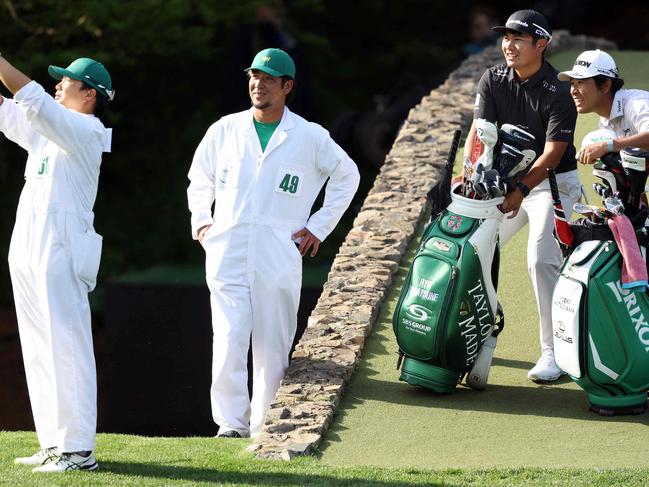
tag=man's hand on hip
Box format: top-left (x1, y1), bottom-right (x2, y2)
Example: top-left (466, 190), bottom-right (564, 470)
top-left (292, 228), bottom-right (320, 257)
top-left (197, 224), bottom-right (212, 244)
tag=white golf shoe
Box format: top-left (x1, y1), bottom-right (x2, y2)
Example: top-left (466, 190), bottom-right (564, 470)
top-left (528, 352), bottom-right (565, 383)
top-left (32, 452), bottom-right (98, 473)
top-left (14, 447), bottom-right (59, 466)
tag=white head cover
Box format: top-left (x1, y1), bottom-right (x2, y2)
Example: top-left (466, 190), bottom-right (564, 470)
top-left (621, 148), bottom-right (647, 172)
top-left (476, 119), bottom-right (499, 147)
top-left (581, 128), bottom-right (616, 148)
top-left (475, 118), bottom-right (499, 170)
top-left (558, 49), bottom-right (620, 81)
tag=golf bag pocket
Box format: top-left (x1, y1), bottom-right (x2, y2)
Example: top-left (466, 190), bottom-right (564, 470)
top-left (71, 230), bottom-right (103, 292)
top-left (552, 275), bottom-right (585, 378)
top-left (394, 243), bottom-right (458, 361)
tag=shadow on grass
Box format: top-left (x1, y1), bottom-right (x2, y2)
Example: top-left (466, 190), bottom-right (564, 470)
top-left (336, 376), bottom-right (649, 425)
top-left (100, 460), bottom-right (454, 486)
top-left (491, 356), bottom-right (535, 370)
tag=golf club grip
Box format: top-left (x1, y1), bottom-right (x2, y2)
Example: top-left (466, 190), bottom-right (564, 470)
top-left (446, 129), bottom-right (462, 171)
top-left (547, 168), bottom-right (561, 205)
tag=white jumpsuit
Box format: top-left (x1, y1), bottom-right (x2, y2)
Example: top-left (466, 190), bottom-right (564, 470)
top-left (187, 107), bottom-right (359, 437)
top-left (1, 81), bottom-right (111, 452)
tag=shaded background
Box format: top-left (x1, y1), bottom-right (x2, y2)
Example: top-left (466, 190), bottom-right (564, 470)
top-left (1, 0), bottom-right (648, 434)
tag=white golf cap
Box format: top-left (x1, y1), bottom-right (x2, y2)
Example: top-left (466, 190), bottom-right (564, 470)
top-left (558, 49), bottom-right (619, 81)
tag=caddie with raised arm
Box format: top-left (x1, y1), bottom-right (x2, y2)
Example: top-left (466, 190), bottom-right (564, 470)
top-left (0, 55), bottom-right (113, 473)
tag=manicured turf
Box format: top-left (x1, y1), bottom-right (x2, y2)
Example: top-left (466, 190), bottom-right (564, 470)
top-left (319, 50), bottom-right (649, 470)
top-left (3, 431), bottom-right (649, 486)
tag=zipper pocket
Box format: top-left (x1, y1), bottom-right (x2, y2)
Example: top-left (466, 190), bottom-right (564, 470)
top-left (435, 266), bottom-right (457, 363)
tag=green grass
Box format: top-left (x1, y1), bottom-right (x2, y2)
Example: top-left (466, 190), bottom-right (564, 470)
top-left (3, 431), bottom-right (649, 486)
top-left (319, 223), bottom-right (649, 470)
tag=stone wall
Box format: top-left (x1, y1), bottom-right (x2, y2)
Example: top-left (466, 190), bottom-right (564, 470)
top-left (248, 31), bottom-right (616, 460)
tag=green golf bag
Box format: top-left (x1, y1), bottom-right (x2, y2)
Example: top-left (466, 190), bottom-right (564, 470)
top-left (553, 230), bottom-right (649, 414)
top-left (552, 145), bottom-right (649, 415)
top-left (393, 192), bottom-right (504, 393)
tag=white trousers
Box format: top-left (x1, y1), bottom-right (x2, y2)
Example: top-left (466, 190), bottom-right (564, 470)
top-left (204, 223), bottom-right (301, 437)
top-left (8, 211), bottom-right (98, 452)
top-left (499, 170), bottom-right (582, 354)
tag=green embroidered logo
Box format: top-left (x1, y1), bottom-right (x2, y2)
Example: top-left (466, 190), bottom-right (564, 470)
top-left (37, 156), bottom-right (49, 175)
top-left (278, 173), bottom-right (299, 194)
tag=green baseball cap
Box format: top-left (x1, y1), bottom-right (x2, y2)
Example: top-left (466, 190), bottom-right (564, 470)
top-left (245, 48), bottom-right (295, 79)
top-left (48, 57), bottom-right (114, 101)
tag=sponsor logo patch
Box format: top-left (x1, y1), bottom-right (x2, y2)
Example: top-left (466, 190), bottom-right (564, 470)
top-left (509, 19), bottom-right (528, 27)
top-left (542, 80), bottom-right (557, 93)
top-left (458, 279), bottom-right (493, 365)
top-left (553, 296), bottom-right (575, 314)
top-left (554, 320), bottom-right (573, 344)
top-left (406, 303), bottom-right (432, 321)
top-left (432, 240), bottom-right (451, 252)
top-left (408, 285), bottom-right (439, 302)
top-left (402, 318), bottom-right (432, 335)
top-left (606, 280), bottom-right (649, 352)
top-left (446, 215), bottom-right (463, 231)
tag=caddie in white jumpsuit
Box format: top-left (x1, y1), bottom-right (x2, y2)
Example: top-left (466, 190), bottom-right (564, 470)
top-left (187, 48), bottom-right (359, 438)
top-left (0, 55), bottom-right (113, 472)
top-left (557, 50), bottom-right (649, 162)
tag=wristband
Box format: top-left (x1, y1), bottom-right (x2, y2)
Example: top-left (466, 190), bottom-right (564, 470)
top-left (607, 139), bottom-right (615, 152)
top-left (516, 181), bottom-right (531, 197)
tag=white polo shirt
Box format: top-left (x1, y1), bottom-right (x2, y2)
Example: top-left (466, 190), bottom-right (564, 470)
top-left (600, 88), bottom-right (649, 137)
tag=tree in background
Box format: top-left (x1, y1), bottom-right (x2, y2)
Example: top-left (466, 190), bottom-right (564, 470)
top-left (7, 0), bottom-right (643, 306)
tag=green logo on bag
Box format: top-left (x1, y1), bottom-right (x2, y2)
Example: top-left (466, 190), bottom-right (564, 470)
top-left (278, 173), bottom-right (299, 194)
top-left (37, 156), bottom-right (49, 175)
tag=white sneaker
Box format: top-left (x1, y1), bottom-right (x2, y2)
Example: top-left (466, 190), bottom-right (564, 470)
top-left (14, 447), bottom-right (59, 466)
top-left (32, 452), bottom-right (98, 473)
top-left (528, 353), bottom-right (565, 382)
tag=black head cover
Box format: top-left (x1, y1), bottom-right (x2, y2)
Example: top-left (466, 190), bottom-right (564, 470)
top-left (427, 129), bottom-right (462, 218)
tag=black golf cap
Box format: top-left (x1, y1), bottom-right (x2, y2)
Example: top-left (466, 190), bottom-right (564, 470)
top-left (492, 9), bottom-right (552, 42)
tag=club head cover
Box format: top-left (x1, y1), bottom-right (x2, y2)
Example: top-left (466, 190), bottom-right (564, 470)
top-left (500, 124), bottom-right (536, 150)
top-left (494, 143), bottom-right (525, 178)
top-left (476, 118), bottom-right (499, 169)
top-left (604, 195), bottom-right (625, 215)
top-left (593, 182), bottom-right (611, 199)
top-left (580, 128), bottom-right (617, 165)
top-left (581, 128), bottom-right (616, 151)
top-left (476, 118), bottom-right (499, 147)
top-left (484, 169), bottom-right (507, 197)
top-left (620, 147), bottom-right (649, 211)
